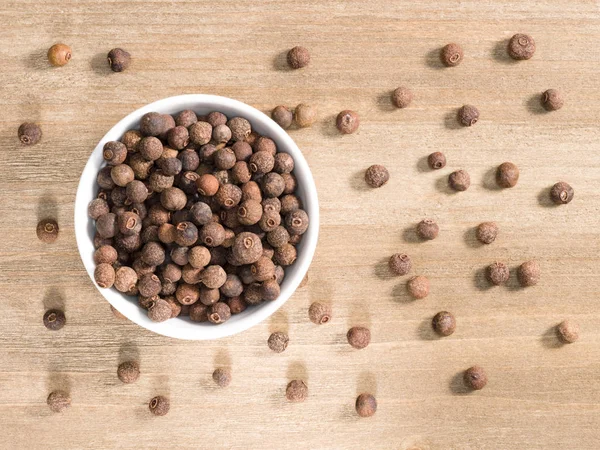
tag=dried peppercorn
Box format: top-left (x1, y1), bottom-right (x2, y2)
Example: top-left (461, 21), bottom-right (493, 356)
top-left (121, 129), bottom-right (142, 152)
top-left (167, 126), bottom-right (189, 150)
top-left (111, 187), bottom-right (128, 207)
top-left (284, 209), bottom-right (309, 235)
top-left (407, 275), bottom-right (429, 299)
top-left (448, 169), bottom-right (470, 191)
top-left (189, 302), bottom-right (208, 322)
top-left (96, 213), bottom-right (118, 238)
top-left (208, 302), bottom-right (231, 324)
top-left (416, 219), bottom-right (439, 240)
top-left (294, 103), bottom-right (317, 128)
top-left (286, 380), bottom-right (308, 402)
top-left (47, 43), bottom-right (72, 66)
top-left (215, 184), bottom-right (242, 209)
top-left (355, 393), bottom-right (377, 417)
top-left (274, 243), bottom-right (296, 266)
top-left (557, 319), bottom-right (579, 343)
top-left (117, 361), bottom-right (140, 383)
top-left (114, 266), bottom-right (138, 293)
top-left (196, 174), bottom-right (220, 197)
top-left (458, 105), bottom-right (479, 126)
top-left (189, 201), bottom-right (212, 226)
top-left (214, 148), bottom-right (236, 171)
top-left (231, 141), bottom-right (252, 162)
top-left (94, 263), bottom-right (116, 288)
top-left (43, 309), bottom-right (66, 331)
top-left (97, 166), bottom-right (116, 190)
top-left (347, 326), bottom-right (371, 349)
top-left (160, 187), bottom-right (187, 211)
top-left (287, 46), bottom-right (310, 69)
top-left (197, 222), bottom-right (225, 247)
top-left (175, 283), bottom-right (200, 305)
top-left (148, 205), bottom-right (171, 226)
top-left (336, 110), bottom-right (360, 134)
top-left (198, 286), bottom-right (219, 306)
top-left (251, 256), bottom-right (276, 282)
top-left (126, 180), bottom-right (149, 203)
top-left (37, 218), bottom-right (59, 243)
top-left (268, 331), bottom-right (289, 353)
top-left (207, 111), bottom-right (227, 127)
top-left (241, 181), bottom-right (263, 203)
top-left (149, 396), bottom-right (170, 416)
top-left (138, 136), bottom-right (163, 161)
top-left (441, 43), bottom-right (464, 66)
top-left (189, 121), bottom-right (213, 146)
top-left (365, 165), bottom-right (389, 188)
top-left (232, 232), bottom-right (263, 264)
top-left (162, 263), bottom-right (182, 283)
top-left (542, 89), bottom-right (564, 111)
top-left (138, 273), bottom-right (162, 297)
top-left (261, 280), bottom-right (280, 301)
top-left (47, 390), bottom-right (71, 413)
top-left (389, 253), bottom-right (411, 276)
top-left (118, 211), bottom-right (142, 236)
top-left (227, 296), bottom-right (247, 313)
top-left (201, 265), bottom-right (227, 289)
top-left (261, 172), bottom-right (285, 198)
top-left (496, 162), bottom-right (519, 188)
top-left (227, 117), bottom-right (252, 142)
top-left (267, 226), bottom-right (290, 248)
top-left (517, 260), bottom-right (540, 287)
top-left (129, 154), bottom-right (153, 180)
top-left (243, 282), bottom-right (263, 305)
top-left (391, 86), bottom-right (413, 108)
top-left (212, 368), bottom-right (232, 387)
top-left (111, 164), bottom-right (135, 187)
top-left (476, 222), bottom-right (498, 244)
top-left (141, 241), bottom-right (165, 266)
top-left (432, 311), bottom-right (456, 336)
top-left (281, 173), bottom-right (297, 195)
top-left (107, 48), bottom-right (131, 72)
top-left (464, 366), bottom-right (487, 390)
top-left (550, 182), bottom-right (574, 205)
top-left (212, 124), bottom-right (232, 144)
top-left (272, 105), bottom-right (293, 129)
top-left (220, 274), bottom-right (243, 297)
top-left (187, 245), bottom-right (210, 269)
top-left (428, 152), bottom-right (446, 170)
top-left (280, 194), bottom-right (301, 215)
top-left (486, 262), bottom-right (509, 286)
top-left (178, 149), bottom-right (200, 172)
top-left (508, 33), bottom-right (535, 60)
top-left (94, 244), bottom-right (118, 265)
top-left (176, 110), bottom-right (197, 128)
top-left (18, 122), bottom-right (42, 145)
top-left (148, 298), bottom-right (172, 322)
top-left (249, 151), bottom-right (275, 175)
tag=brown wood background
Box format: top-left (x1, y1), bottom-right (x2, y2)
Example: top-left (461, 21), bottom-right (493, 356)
top-left (1, 1), bottom-right (600, 449)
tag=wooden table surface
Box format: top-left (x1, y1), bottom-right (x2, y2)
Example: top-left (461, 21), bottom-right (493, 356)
top-left (2, 1), bottom-right (600, 449)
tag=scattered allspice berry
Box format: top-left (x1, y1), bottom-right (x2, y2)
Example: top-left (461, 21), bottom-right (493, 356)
top-left (407, 275), bottom-right (429, 299)
top-left (47, 390), bottom-right (71, 413)
top-left (355, 393), bottom-right (377, 417)
top-left (47, 43), bottom-right (72, 66)
top-left (464, 366), bottom-right (487, 390)
top-left (476, 222), bottom-right (498, 245)
top-left (117, 361), bottom-right (140, 384)
top-left (107, 48), bottom-right (131, 72)
top-left (36, 218), bottom-right (59, 243)
top-left (441, 43), bottom-right (464, 66)
top-left (389, 253), bottom-right (411, 276)
top-left (294, 104), bottom-right (316, 128)
top-left (272, 105), bottom-right (293, 129)
top-left (457, 105), bottom-right (479, 127)
top-left (308, 302), bottom-right (332, 325)
top-left (517, 260), bottom-right (540, 287)
top-left (557, 319), bottom-right (579, 344)
top-left (18, 122), bottom-right (42, 145)
top-left (43, 309), bottom-right (66, 331)
top-left (550, 182), bottom-right (574, 205)
top-left (391, 86), bottom-right (413, 109)
top-left (212, 368), bottom-right (232, 387)
top-left (448, 169), bottom-right (470, 191)
top-left (149, 395), bottom-right (170, 416)
top-left (336, 110), bottom-right (359, 134)
top-left (416, 219), bottom-right (439, 240)
top-left (427, 152), bottom-right (446, 170)
top-left (496, 162), bottom-right (519, 188)
top-left (287, 46), bottom-right (310, 69)
top-left (268, 331), bottom-right (289, 353)
top-left (347, 326), bottom-right (371, 349)
top-left (486, 262), bottom-right (509, 286)
top-left (432, 311), bottom-right (456, 336)
top-left (542, 89), bottom-right (564, 111)
top-left (508, 33), bottom-right (535, 60)
top-left (364, 164), bottom-right (389, 188)
top-left (286, 380), bottom-right (308, 402)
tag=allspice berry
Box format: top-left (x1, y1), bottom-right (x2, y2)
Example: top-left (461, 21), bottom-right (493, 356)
top-left (268, 331), bottom-right (289, 353)
top-left (464, 366), bottom-right (487, 390)
top-left (448, 169), bottom-right (470, 191)
top-left (458, 105), bottom-right (479, 126)
top-left (542, 89), bottom-right (564, 111)
top-left (496, 162), bottom-right (519, 188)
top-left (227, 117), bottom-right (252, 142)
top-left (114, 266), bottom-right (138, 293)
top-left (407, 275), bottom-right (429, 299)
top-left (117, 361), bottom-right (140, 383)
top-left (286, 380), bottom-right (308, 402)
top-left (308, 302), bottom-right (332, 325)
top-left (355, 393), bottom-right (377, 417)
top-left (43, 309), bottom-right (66, 331)
top-left (149, 395), bottom-right (170, 416)
top-left (557, 319), bottom-right (579, 344)
top-left (391, 86), bottom-right (413, 109)
top-left (389, 253), bottom-right (411, 276)
top-left (364, 164), bottom-right (389, 188)
top-left (232, 232), bottom-right (263, 264)
top-left (486, 262), bottom-right (509, 286)
top-left (37, 218), bottom-right (59, 243)
top-left (148, 298), bottom-right (172, 322)
top-left (94, 263), bottom-right (115, 288)
top-left (508, 33), bottom-right (535, 60)
top-left (416, 219), bottom-right (439, 240)
top-left (517, 260), bottom-right (540, 287)
top-left (476, 222), bottom-right (498, 245)
top-left (47, 390), bottom-right (71, 413)
top-left (189, 121), bottom-right (213, 146)
top-left (201, 265), bottom-right (227, 289)
top-left (287, 46), bottom-right (310, 69)
top-left (441, 43), bottom-right (464, 66)
top-left (272, 105), bottom-right (293, 129)
top-left (18, 122), bottom-right (42, 145)
top-left (550, 182), bottom-right (574, 205)
top-left (336, 110), bottom-right (359, 134)
top-left (347, 326), bottom-right (371, 349)
top-left (47, 43), bottom-right (72, 66)
top-left (294, 104), bottom-right (316, 128)
top-left (208, 302), bottom-right (231, 324)
top-left (428, 152), bottom-right (446, 170)
top-left (107, 48), bottom-right (131, 72)
top-left (432, 311), bottom-right (456, 336)
top-left (212, 368), bottom-right (232, 387)
top-left (196, 174), bottom-right (220, 196)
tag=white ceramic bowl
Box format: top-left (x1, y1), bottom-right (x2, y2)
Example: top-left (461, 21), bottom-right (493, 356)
top-left (75, 94), bottom-right (319, 340)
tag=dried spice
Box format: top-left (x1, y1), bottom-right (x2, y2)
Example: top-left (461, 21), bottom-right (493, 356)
top-left (286, 380), bottom-right (308, 402)
top-left (389, 253), bottom-right (411, 276)
top-left (308, 302), bottom-right (332, 324)
top-left (37, 219), bottom-right (59, 243)
top-left (268, 331), bottom-right (289, 353)
top-left (107, 48), bottom-right (131, 72)
top-left (48, 43), bottom-right (72, 66)
top-left (448, 169), bottom-right (470, 191)
top-left (427, 152), bottom-right (446, 170)
top-left (416, 219), bottom-right (439, 240)
top-left (336, 110), bottom-right (360, 134)
top-left (464, 366), bottom-right (487, 390)
top-left (117, 361), bottom-right (140, 383)
top-left (550, 182), bottom-right (574, 205)
top-left (355, 394), bottom-right (377, 417)
top-left (294, 104), bottom-right (316, 128)
top-left (272, 105), bottom-right (293, 129)
top-left (557, 320), bottom-right (579, 343)
top-left (517, 260), bottom-right (540, 287)
top-left (149, 396), bottom-right (170, 416)
top-left (391, 86), bottom-right (413, 108)
top-left (43, 309), bottom-right (66, 331)
top-left (212, 368), bottom-right (232, 387)
top-left (407, 275), bottom-right (429, 299)
top-left (47, 390), bottom-right (71, 413)
top-left (287, 46), bottom-right (310, 69)
top-left (347, 326), bottom-right (371, 349)
top-left (432, 311), bottom-right (456, 336)
top-left (486, 262), bottom-right (509, 286)
top-left (457, 105), bottom-right (479, 126)
top-left (542, 89), bottom-right (564, 111)
top-left (364, 165), bottom-right (389, 188)
top-left (496, 162), bottom-right (519, 188)
top-left (18, 122), bottom-right (42, 145)
top-left (476, 222), bottom-right (498, 245)
top-left (441, 43), bottom-right (463, 66)
top-left (508, 33), bottom-right (535, 60)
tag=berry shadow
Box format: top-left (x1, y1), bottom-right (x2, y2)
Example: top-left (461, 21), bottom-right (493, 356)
top-left (118, 342), bottom-right (140, 365)
top-left (526, 93), bottom-right (548, 115)
top-left (463, 227), bottom-right (483, 249)
top-left (424, 48), bottom-right (444, 70)
top-left (373, 257), bottom-right (393, 280)
top-left (449, 371), bottom-right (471, 395)
top-left (539, 325), bottom-right (564, 349)
top-left (482, 167), bottom-right (501, 191)
top-left (91, 52), bottom-right (112, 76)
top-left (46, 371), bottom-right (72, 404)
top-left (25, 48), bottom-right (52, 71)
top-left (37, 194), bottom-right (58, 222)
top-left (505, 267), bottom-right (524, 292)
top-left (416, 155), bottom-right (431, 173)
top-left (444, 109), bottom-right (462, 130)
top-left (43, 286), bottom-right (65, 311)
top-left (402, 225), bottom-right (421, 243)
top-left (375, 91), bottom-right (396, 112)
top-left (435, 175), bottom-right (456, 195)
top-left (286, 361), bottom-right (308, 382)
top-left (473, 266), bottom-right (493, 291)
top-left (391, 282), bottom-right (415, 304)
top-left (537, 187), bottom-right (557, 208)
top-left (491, 39), bottom-right (517, 65)
top-left (416, 317), bottom-right (440, 341)
top-left (349, 169), bottom-right (370, 192)
top-left (357, 371), bottom-right (377, 396)
top-left (320, 114), bottom-right (342, 138)
top-left (269, 309), bottom-right (289, 334)
top-left (272, 50), bottom-right (292, 72)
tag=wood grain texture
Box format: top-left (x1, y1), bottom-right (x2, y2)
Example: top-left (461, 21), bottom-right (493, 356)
top-left (1, 0), bottom-right (600, 448)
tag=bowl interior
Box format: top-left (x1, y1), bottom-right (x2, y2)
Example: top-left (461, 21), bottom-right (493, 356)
top-left (74, 95), bottom-right (319, 340)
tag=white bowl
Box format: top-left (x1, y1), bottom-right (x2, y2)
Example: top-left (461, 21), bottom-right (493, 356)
top-left (74, 95), bottom-right (319, 340)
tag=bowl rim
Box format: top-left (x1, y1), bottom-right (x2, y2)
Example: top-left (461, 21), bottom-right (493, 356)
top-left (74, 94), bottom-right (319, 340)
